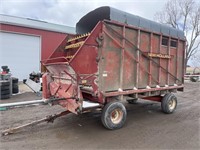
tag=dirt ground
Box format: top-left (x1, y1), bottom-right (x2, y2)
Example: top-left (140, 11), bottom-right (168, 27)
top-left (0, 82), bottom-right (199, 150)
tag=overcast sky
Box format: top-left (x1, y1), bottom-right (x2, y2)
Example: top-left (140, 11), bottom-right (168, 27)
top-left (1, 0), bottom-right (168, 27)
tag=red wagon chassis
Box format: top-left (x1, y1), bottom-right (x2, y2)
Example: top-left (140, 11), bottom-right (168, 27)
top-left (42, 6), bottom-right (185, 129)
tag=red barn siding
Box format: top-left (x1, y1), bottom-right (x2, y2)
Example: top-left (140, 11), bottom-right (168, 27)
top-left (0, 24), bottom-right (71, 69)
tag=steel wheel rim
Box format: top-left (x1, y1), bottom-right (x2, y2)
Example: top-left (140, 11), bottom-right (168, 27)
top-left (111, 109), bottom-right (123, 124)
top-left (168, 99), bottom-right (176, 110)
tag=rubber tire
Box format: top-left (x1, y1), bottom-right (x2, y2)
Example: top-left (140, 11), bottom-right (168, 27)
top-left (12, 88), bottom-right (19, 94)
top-left (0, 81), bottom-right (10, 86)
top-left (161, 93), bottom-right (177, 114)
top-left (12, 84), bottom-right (18, 89)
top-left (12, 77), bottom-right (19, 83)
top-left (0, 94), bottom-right (10, 99)
top-left (1, 85), bottom-right (10, 91)
top-left (13, 83), bottom-right (19, 93)
top-left (101, 101), bottom-right (127, 130)
top-left (190, 76), bottom-right (199, 82)
top-left (1, 66), bottom-right (8, 69)
top-left (0, 89), bottom-right (10, 95)
top-left (127, 98), bottom-right (138, 104)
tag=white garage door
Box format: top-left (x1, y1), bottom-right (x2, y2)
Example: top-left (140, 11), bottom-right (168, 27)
top-left (0, 32), bottom-right (41, 81)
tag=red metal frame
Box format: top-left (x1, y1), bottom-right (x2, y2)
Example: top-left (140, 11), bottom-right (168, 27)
top-left (142, 96), bottom-right (163, 102)
top-left (103, 85), bottom-right (183, 97)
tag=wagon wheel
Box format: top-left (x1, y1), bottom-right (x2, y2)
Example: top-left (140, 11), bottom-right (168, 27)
top-left (190, 76), bottom-right (199, 82)
top-left (161, 93), bottom-right (177, 114)
top-left (101, 101), bottom-right (127, 130)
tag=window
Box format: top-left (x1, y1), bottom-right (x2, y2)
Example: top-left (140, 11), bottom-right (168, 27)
top-left (162, 37), bottom-right (178, 48)
top-left (162, 37), bottom-right (168, 46)
top-left (170, 40), bottom-right (177, 48)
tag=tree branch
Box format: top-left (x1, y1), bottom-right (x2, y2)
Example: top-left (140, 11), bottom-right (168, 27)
top-left (154, 0), bottom-right (200, 65)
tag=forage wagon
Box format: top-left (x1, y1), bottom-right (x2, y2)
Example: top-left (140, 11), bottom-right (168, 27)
top-left (1, 7), bottom-right (186, 133)
top-left (41, 6), bottom-right (185, 129)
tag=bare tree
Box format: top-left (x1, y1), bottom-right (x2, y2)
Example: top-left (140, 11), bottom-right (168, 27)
top-left (155, 0), bottom-right (200, 66)
top-left (191, 50), bottom-right (200, 67)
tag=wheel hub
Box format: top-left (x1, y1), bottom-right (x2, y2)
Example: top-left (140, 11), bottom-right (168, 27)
top-left (111, 109), bottom-right (123, 124)
top-left (168, 99), bottom-right (176, 110)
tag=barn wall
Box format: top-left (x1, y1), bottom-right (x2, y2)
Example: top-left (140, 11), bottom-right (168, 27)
top-left (0, 24), bottom-right (69, 61)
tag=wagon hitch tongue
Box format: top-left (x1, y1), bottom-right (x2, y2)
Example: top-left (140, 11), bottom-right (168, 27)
top-left (0, 96), bottom-right (100, 136)
top-left (1, 110), bottom-right (70, 136)
top-left (0, 97), bottom-right (70, 136)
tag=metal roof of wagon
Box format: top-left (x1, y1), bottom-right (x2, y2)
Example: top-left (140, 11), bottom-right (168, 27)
top-left (0, 14), bottom-right (75, 34)
top-left (76, 6), bottom-right (185, 39)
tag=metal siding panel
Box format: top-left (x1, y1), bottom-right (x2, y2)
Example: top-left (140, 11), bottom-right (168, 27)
top-left (138, 31), bottom-right (150, 88)
top-left (151, 34), bottom-right (160, 87)
top-left (160, 46), bottom-right (168, 86)
top-left (103, 49), bottom-right (121, 91)
top-left (169, 48), bottom-right (177, 85)
top-left (123, 28), bottom-right (138, 89)
top-left (178, 41), bottom-right (184, 84)
top-left (71, 46), bottom-right (98, 74)
top-left (101, 24), bottom-right (122, 91)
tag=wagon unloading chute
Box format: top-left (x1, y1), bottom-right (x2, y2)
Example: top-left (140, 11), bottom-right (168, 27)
top-left (1, 6), bottom-right (186, 134)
